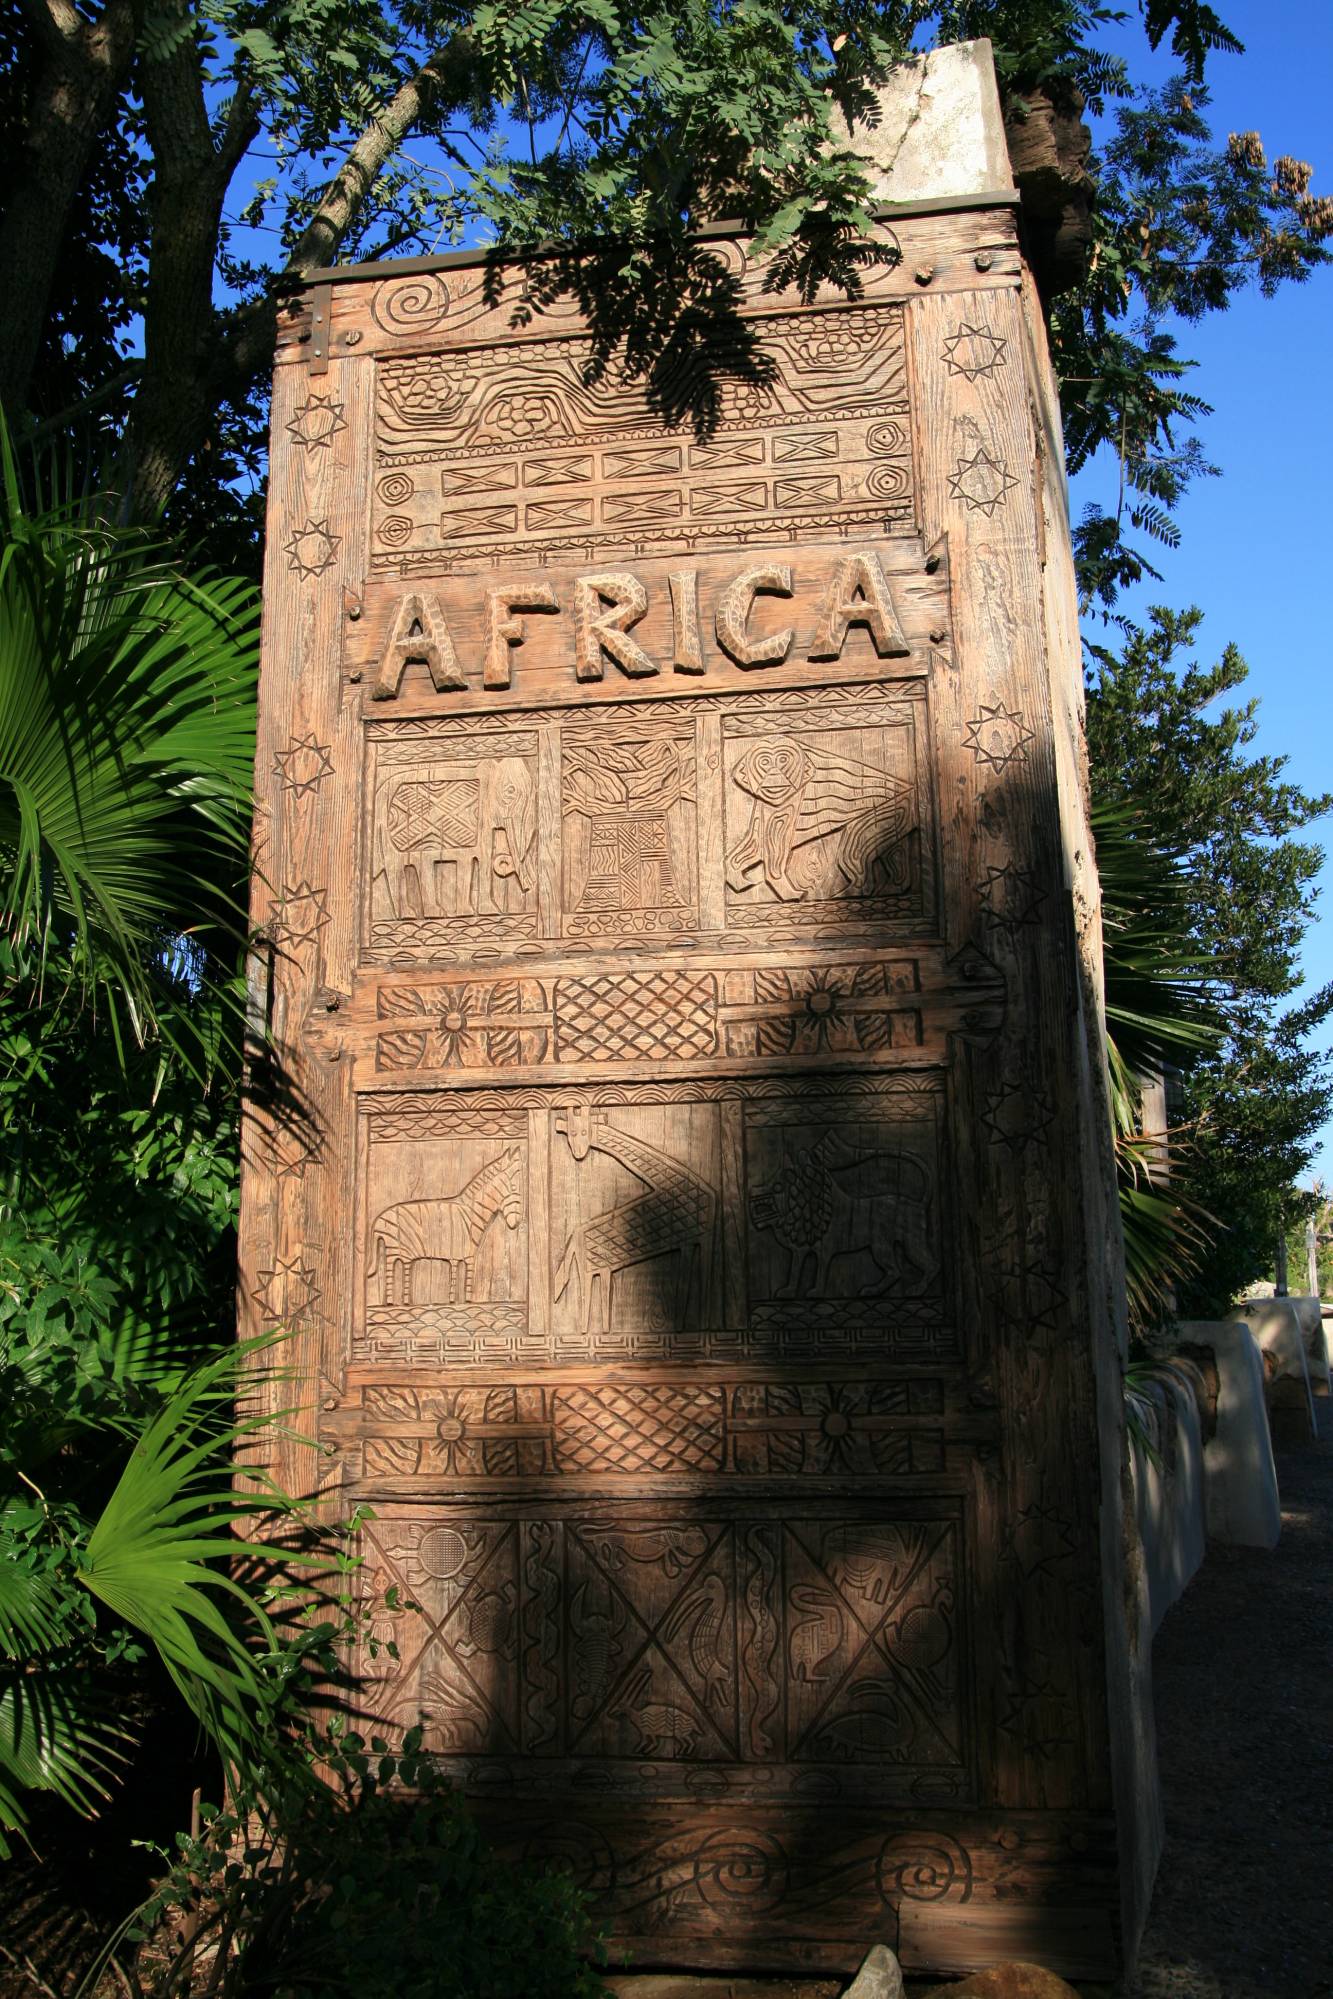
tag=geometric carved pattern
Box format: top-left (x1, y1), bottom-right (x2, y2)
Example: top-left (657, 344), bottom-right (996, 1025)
top-left (947, 448), bottom-right (1018, 516)
top-left (331, 1375), bottom-right (962, 1483)
top-left (283, 516), bottom-right (341, 577)
top-left (553, 1385), bottom-right (723, 1474)
top-left (941, 323), bottom-right (1008, 382)
top-left (963, 705), bottom-right (1034, 773)
top-left (553, 972), bottom-right (718, 1063)
top-left (369, 306), bottom-right (915, 571)
top-left (286, 393), bottom-right (348, 451)
top-left (359, 1510), bottom-right (966, 1795)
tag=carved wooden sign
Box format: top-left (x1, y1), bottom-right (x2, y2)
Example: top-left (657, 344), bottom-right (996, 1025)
top-left (243, 199), bottom-right (1148, 1980)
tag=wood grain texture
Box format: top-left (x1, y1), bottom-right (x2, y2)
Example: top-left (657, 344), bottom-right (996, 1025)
top-left (237, 204), bottom-right (1145, 1979)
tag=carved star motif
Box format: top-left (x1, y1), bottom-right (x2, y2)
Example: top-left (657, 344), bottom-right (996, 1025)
top-left (948, 446), bottom-right (1018, 515)
top-left (964, 704), bottom-right (1034, 773)
top-left (982, 1083), bottom-right (1055, 1154)
top-left (979, 862), bottom-right (1047, 934)
top-left (942, 321), bottom-right (1008, 381)
top-left (1007, 1503), bottom-right (1080, 1580)
top-left (252, 1257), bottom-right (321, 1322)
top-left (273, 734), bottom-right (334, 798)
top-left (284, 517), bottom-right (340, 578)
top-left (286, 394), bottom-right (347, 451)
top-left (271, 881), bottom-right (331, 949)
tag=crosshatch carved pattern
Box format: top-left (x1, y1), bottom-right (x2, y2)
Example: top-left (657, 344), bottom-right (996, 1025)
top-left (356, 1507), bottom-right (968, 1804)
top-left (354, 1075), bottom-right (954, 1366)
top-left (369, 306), bottom-right (915, 572)
top-left (332, 1374), bottom-right (953, 1482)
top-left (360, 946), bottom-right (1005, 1081)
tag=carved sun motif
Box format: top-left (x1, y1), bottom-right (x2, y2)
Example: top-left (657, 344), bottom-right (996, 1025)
top-left (798, 969), bottom-right (851, 1050)
top-left (252, 1257), bottom-right (321, 1322)
top-left (981, 1083), bottom-right (1055, 1154)
top-left (284, 517), bottom-right (341, 578)
top-left (286, 394), bottom-right (347, 451)
top-left (948, 446), bottom-right (1018, 515)
top-left (941, 322), bottom-right (1008, 381)
top-left (964, 705), bottom-right (1034, 773)
top-left (271, 881), bottom-right (331, 949)
top-left (273, 734), bottom-right (334, 797)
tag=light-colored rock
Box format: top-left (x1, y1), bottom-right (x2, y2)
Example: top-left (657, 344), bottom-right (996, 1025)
top-left (1127, 1365), bottom-right (1206, 1634)
top-left (1174, 1321), bottom-right (1281, 1548)
top-left (1277, 1294), bottom-right (1331, 1397)
top-left (829, 40), bottom-right (1014, 204)
top-left (1227, 1297), bottom-right (1317, 1442)
top-left (921, 1964), bottom-right (1082, 1998)
top-left (843, 1944), bottom-right (905, 1999)
top-left (607, 1981), bottom-right (838, 1999)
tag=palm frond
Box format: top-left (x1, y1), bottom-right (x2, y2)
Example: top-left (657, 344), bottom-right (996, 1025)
top-left (76, 1335), bottom-right (295, 1773)
top-left (0, 420), bottom-right (259, 1075)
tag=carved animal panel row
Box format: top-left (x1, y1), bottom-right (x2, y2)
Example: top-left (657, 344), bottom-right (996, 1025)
top-left (353, 1077), bottom-right (950, 1367)
top-left (369, 308), bottom-right (912, 571)
top-left (329, 1376), bottom-right (965, 1485)
top-left (357, 946), bottom-right (1005, 1083)
top-left (362, 685), bottom-right (935, 959)
top-left (357, 1508), bottom-right (967, 1804)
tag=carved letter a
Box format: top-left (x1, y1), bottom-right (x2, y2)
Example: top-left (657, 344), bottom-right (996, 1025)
top-left (371, 592), bottom-right (466, 699)
top-left (807, 551), bottom-right (910, 662)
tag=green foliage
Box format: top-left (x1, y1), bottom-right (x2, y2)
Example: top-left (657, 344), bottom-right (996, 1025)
top-left (1092, 796), bottom-right (1222, 1329)
top-left (1087, 608), bottom-right (1333, 1315)
top-left (0, 435), bottom-right (259, 1075)
top-left (0, 1302), bottom-right (341, 1859)
top-left (121, 1728), bottom-right (610, 1998)
top-left (6, 0), bottom-right (1326, 573)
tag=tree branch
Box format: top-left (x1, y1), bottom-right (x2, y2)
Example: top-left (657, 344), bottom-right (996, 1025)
top-left (224, 47), bottom-right (461, 388)
top-left (18, 0), bottom-right (85, 56)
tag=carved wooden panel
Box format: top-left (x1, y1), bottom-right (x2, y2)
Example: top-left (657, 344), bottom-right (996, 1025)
top-left (243, 201), bottom-right (1141, 1979)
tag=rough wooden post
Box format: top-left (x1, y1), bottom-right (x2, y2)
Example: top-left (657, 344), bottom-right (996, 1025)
top-left (237, 39), bottom-right (1156, 1981)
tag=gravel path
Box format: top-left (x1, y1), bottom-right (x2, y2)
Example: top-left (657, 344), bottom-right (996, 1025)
top-left (1118, 1400), bottom-right (1333, 1999)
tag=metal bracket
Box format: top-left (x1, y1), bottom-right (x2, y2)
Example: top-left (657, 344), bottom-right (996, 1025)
top-left (309, 283), bottom-right (332, 374)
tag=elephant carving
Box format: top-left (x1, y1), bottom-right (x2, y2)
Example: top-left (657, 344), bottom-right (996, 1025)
top-left (379, 756), bottom-right (535, 917)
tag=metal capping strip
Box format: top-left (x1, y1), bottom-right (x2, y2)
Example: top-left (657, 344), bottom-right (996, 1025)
top-left (302, 190), bottom-right (1023, 290)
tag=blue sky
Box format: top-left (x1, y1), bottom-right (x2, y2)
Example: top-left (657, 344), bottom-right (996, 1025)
top-left (1070, 0), bottom-right (1333, 1179)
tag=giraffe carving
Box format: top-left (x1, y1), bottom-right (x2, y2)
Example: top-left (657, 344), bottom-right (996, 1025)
top-left (553, 1103), bottom-right (716, 1335)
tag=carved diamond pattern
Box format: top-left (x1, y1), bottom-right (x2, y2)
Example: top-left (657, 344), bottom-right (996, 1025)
top-left (553, 1385), bottom-right (724, 1474)
top-left (554, 972), bottom-right (718, 1063)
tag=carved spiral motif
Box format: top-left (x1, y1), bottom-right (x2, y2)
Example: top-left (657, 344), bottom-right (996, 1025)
top-left (377, 471), bottom-right (415, 506)
top-left (522, 1820), bottom-right (615, 1895)
top-left (692, 1827), bottom-right (788, 1911)
top-left (377, 515), bottom-right (414, 547)
top-left (371, 273), bottom-right (451, 335)
top-left (875, 1832), bottom-right (972, 1905)
top-left (866, 419), bottom-right (909, 456)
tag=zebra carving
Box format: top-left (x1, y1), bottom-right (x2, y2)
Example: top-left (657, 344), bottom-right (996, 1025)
top-left (553, 1103), bottom-right (715, 1336)
top-left (369, 1146), bottom-right (524, 1307)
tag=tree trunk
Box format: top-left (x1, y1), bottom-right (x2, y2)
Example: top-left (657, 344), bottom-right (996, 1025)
top-left (122, 43), bottom-right (451, 520)
top-left (0, 0), bottom-right (139, 416)
top-left (118, 4), bottom-right (255, 522)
